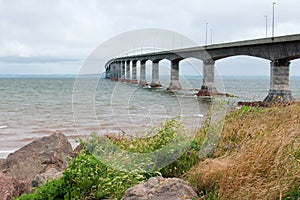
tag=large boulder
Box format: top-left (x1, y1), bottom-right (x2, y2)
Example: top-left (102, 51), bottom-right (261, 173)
top-left (1, 132), bottom-right (73, 183)
top-left (0, 172), bottom-right (26, 200)
top-left (122, 176), bottom-right (198, 200)
top-left (32, 168), bottom-right (63, 187)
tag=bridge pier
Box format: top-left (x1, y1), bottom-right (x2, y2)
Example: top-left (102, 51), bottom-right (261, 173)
top-left (117, 61), bottom-right (122, 80)
top-left (120, 61), bottom-right (126, 82)
top-left (125, 61), bottom-right (131, 83)
top-left (264, 59), bottom-right (293, 102)
top-left (109, 63), bottom-right (116, 80)
top-left (131, 60), bottom-right (138, 84)
top-left (139, 60), bottom-right (148, 86)
top-left (197, 59), bottom-right (218, 96)
top-left (113, 63), bottom-right (118, 80)
top-left (167, 60), bottom-right (181, 90)
top-left (105, 65), bottom-right (110, 78)
top-left (150, 61), bottom-right (162, 88)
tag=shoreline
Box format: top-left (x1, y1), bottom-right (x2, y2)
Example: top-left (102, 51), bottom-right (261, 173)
top-left (0, 135), bottom-right (81, 159)
top-left (1, 100), bottom-right (298, 159)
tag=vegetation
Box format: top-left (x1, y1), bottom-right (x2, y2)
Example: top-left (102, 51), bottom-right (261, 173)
top-left (184, 103), bottom-right (300, 199)
top-left (16, 149), bottom-right (147, 200)
top-left (17, 103), bottom-right (300, 199)
top-left (17, 118), bottom-right (199, 199)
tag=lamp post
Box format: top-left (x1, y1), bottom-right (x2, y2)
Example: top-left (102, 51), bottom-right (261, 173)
top-left (265, 15), bottom-right (268, 38)
top-left (272, 2), bottom-right (276, 38)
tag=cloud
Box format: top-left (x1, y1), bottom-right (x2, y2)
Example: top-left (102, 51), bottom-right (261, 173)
top-left (0, 0), bottom-right (300, 74)
top-left (0, 56), bottom-right (80, 64)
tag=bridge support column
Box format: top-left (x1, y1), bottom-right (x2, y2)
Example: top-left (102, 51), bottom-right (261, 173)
top-left (264, 59), bottom-right (293, 102)
top-left (117, 61), bottom-right (122, 80)
top-left (139, 60), bottom-right (148, 86)
top-left (110, 63), bottom-right (115, 80)
top-left (131, 60), bottom-right (138, 84)
top-left (105, 65), bottom-right (110, 78)
top-left (167, 60), bottom-right (181, 90)
top-left (120, 61), bottom-right (126, 82)
top-left (125, 61), bottom-right (130, 83)
top-left (150, 61), bottom-right (162, 88)
top-left (114, 62), bottom-right (118, 80)
top-left (197, 59), bottom-right (218, 96)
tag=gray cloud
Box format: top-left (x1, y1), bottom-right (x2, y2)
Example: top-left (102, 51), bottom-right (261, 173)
top-left (0, 56), bottom-right (81, 64)
top-left (0, 0), bottom-right (300, 74)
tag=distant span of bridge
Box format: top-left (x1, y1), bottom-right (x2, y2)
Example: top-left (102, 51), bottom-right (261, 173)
top-left (105, 34), bottom-right (300, 102)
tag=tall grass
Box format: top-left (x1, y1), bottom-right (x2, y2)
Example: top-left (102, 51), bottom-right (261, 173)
top-left (184, 103), bottom-right (300, 199)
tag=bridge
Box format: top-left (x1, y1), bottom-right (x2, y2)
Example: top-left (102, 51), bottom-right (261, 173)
top-left (105, 34), bottom-right (300, 102)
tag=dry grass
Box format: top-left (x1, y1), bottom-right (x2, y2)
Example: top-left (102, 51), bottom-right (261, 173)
top-left (184, 103), bottom-right (300, 199)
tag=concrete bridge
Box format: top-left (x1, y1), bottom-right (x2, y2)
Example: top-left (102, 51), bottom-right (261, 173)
top-left (105, 34), bottom-right (300, 102)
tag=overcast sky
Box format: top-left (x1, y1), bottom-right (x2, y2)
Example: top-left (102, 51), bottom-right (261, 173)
top-left (1, 0), bottom-right (300, 75)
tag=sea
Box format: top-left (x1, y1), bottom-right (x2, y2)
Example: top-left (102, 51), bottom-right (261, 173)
top-left (0, 74), bottom-right (299, 158)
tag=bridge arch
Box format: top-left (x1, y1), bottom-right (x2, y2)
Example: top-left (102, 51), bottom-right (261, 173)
top-left (213, 56), bottom-right (270, 100)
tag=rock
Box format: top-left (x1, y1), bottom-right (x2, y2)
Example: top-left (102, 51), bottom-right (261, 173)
top-left (122, 176), bottom-right (198, 200)
top-left (1, 132), bottom-right (73, 183)
top-left (73, 144), bottom-right (83, 156)
top-left (0, 159), bottom-right (4, 169)
top-left (0, 172), bottom-right (26, 200)
top-left (32, 168), bottom-right (63, 187)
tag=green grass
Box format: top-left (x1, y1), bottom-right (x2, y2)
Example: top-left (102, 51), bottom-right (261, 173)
top-left (16, 150), bottom-right (147, 200)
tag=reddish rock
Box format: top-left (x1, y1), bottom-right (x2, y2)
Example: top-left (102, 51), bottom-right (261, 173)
top-left (122, 176), bottom-right (198, 200)
top-left (32, 168), bottom-right (63, 187)
top-left (167, 86), bottom-right (181, 91)
top-left (1, 132), bottom-right (73, 183)
top-left (131, 80), bottom-right (139, 84)
top-left (0, 172), bottom-right (26, 200)
top-left (139, 81), bottom-right (148, 86)
top-left (150, 83), bottom-right (162, 88)
top-left (196, 86), bottom-right (219, 96)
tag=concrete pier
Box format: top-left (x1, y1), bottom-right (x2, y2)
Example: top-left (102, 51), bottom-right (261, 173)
top-left (264, 59), bottom-right (293, 102)
top-left (131, 60), bottom-right (138, 84)
top-left (117, 61), bottom-right (122, 80)
top-left (167, 60), bottom-right (181, 90)
top-left (150, 60), bottom-right (162, 88)
top-left (109, 63), bottom-right (116, 80)
top-left (125, 60), bottom-right (130, 82)
top-left (197, 59), bottom-right (218, 96)
top-left (139, 60), bottom-right (148, 86)
top-left (120, 61), bottom-right (126, 81)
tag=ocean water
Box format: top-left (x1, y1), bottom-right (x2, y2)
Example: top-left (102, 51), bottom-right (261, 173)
top-left (0, 75), bottom-right (299, 158)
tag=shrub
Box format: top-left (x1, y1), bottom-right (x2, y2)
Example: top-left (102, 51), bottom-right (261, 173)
top-left (17, 118), bottom-right (193, 199)
top-left (16, 150), bottom-right (147, 200)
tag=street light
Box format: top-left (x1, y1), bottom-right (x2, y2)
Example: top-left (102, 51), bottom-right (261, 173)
top-left (265, 15), bottom-right (268, 38)
top-left (272, 2), bottom-right (276, 38)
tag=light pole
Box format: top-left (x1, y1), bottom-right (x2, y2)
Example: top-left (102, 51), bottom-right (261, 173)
top-left (265, 15), bottom-right (268, 38)
top-left (272, 2), bottom-right (276, 39)
top-left (205, 22), bottom-right (208, 46)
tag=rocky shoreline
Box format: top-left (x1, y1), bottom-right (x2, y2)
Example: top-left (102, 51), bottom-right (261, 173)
top-left (0, 133), bottom-right (74, 199)
top-left (0, 132), bottom-right (198, 200)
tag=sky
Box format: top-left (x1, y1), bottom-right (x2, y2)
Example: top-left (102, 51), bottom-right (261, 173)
top-left (1, 0), bottom-right (300, 76)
